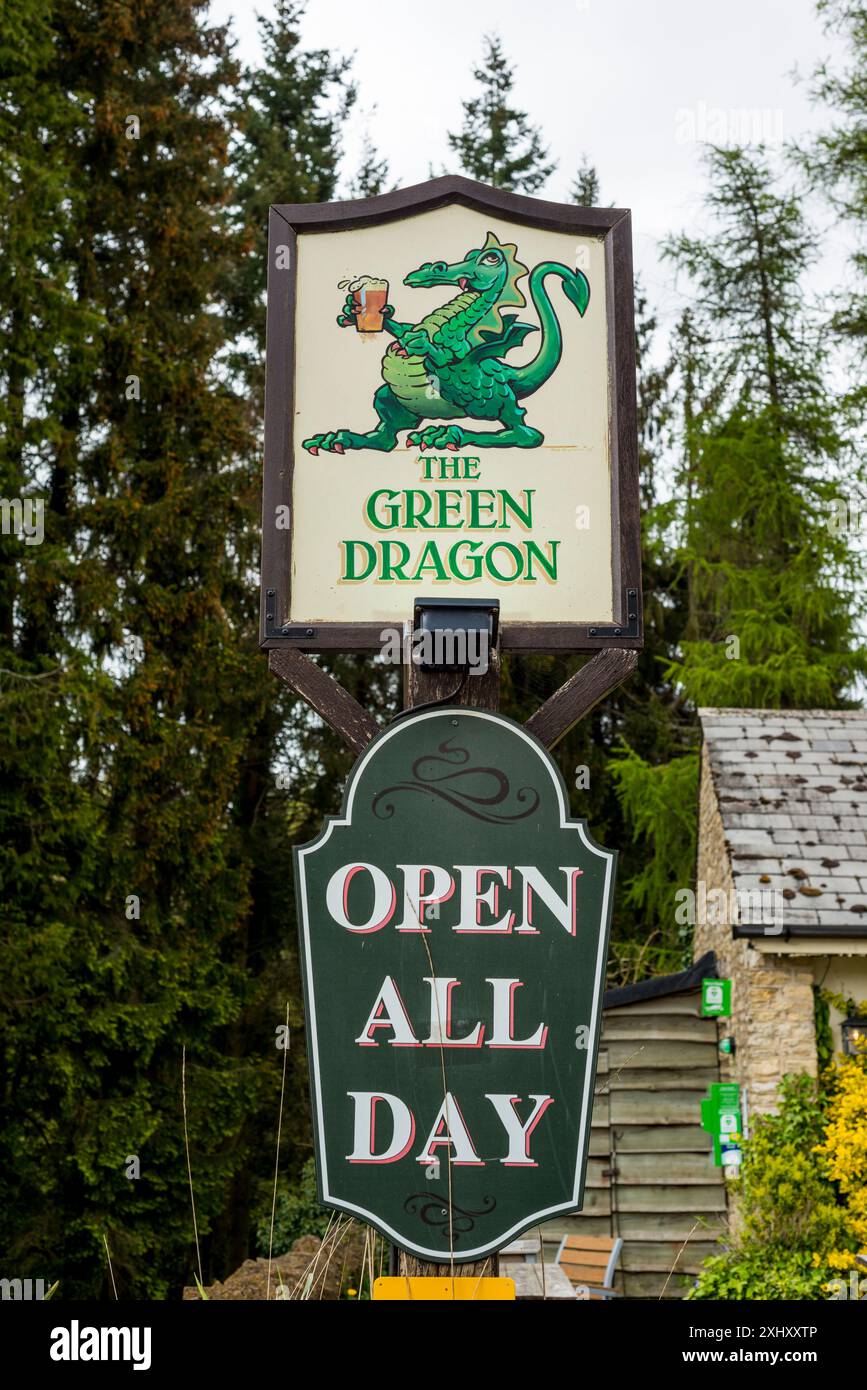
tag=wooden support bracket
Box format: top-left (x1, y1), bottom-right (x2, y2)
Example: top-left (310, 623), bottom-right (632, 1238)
top-left (269, 648), bottom-right (379, 756)
top-left (270, 646), bottom-right (637, 756)
top-left (525, 647), bottom-right (639, 749)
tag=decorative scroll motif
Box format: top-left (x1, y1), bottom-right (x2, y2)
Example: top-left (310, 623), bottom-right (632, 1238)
top-left (372, 739), bottom-right (540, 823)
top-left (404, 1192), bottom-right (497, 1240)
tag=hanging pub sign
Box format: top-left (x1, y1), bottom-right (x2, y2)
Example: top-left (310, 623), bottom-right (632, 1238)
top-left (261, 175), bottom-right (641, 653)
top-left (293, 707), bottom-right (616, 1262)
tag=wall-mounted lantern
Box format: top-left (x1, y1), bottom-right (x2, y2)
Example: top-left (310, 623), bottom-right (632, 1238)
top-left (841, 1016), bottom-right (867, 1057)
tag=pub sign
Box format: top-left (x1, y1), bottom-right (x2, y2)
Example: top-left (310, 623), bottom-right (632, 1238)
top-left (261, 175), bottom-right (640, 654)
top-left (294, 708), bottom-right (616, 1262)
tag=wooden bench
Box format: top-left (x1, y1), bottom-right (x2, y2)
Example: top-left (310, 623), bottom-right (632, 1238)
top-left (500, 1237), bottom-right (541, 1264)
top-left (555, 1233), bottom-right (623, 1299)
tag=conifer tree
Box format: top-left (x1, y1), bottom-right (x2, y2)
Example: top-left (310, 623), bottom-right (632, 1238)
top-left (571, 158), bottom-right (601, 206)
top-left (800, 0), bottom-right (867, 358)
top-left (227, 0), bottom-right (354, 404)
top-left (448, 35), bottom-right (555, 191)
top-left (0, 0), bottom-right (352, 1299)
top-left (663, 144), bottom-right (866, 707)
top-left (499, 167), bottom-right (692, 974)
top-left (348, 126), bottom-right (391, 198)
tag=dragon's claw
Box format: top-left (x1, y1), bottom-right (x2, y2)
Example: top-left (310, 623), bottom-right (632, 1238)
top-left (405, 425), bottom-right (466, 451)
top-left (337, 294), bottom-right (360, 329)
top-left (303, 430), bottom-right (355, 454)
top-left (401, 329), bottom-right (435, 357)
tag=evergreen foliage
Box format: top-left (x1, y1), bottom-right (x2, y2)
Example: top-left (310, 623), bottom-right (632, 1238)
top-left (663, 145), bottom-right (866, 708)
top-left (801, 0), bottom-right (867, 360)
top-left (2, 9), bottom-right (865, 1300)
top-left (348, 126), bottom-right (391, 199)
top-left (447, 35), bottom-right (556, 192)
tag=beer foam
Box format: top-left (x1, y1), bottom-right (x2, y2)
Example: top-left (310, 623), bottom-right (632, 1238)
top-left (338, 274), bottom-right (388, 293)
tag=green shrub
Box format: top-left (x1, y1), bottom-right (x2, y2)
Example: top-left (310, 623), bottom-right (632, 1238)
top-left (689, 1248), bottom-right (832, 1301)
top-left (687, 1074), bottom-right (854, 1300)
top-left (254, 1159), bottom-right (330, 1256)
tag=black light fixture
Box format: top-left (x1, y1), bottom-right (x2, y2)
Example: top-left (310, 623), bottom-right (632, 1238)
top-left (412, 598), bottom-right (500, 673)
top-left (841, 1015), bottom-right (867, 1057)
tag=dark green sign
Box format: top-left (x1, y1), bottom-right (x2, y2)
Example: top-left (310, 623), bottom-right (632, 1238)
top-left (293, 708), bottom-right (616, 1262)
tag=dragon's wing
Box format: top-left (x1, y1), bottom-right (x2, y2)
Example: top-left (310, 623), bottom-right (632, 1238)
top-left (465, 316), bottom-right (538, 364)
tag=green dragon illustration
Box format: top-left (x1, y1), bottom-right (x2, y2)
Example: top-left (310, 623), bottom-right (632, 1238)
top-left (302, 231), bottom-right (590, 454)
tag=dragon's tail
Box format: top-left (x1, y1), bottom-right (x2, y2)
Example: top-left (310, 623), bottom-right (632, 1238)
top-left (512, 262), bottom-right (590, 399)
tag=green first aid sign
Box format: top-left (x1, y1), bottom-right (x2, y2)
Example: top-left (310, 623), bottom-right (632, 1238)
top-left (293, 708), bottom-right (616, 1262)
top-left (701, 1082), bottom-right (742, 1165)
top-left (702, 977), bottom-right (731, 1017)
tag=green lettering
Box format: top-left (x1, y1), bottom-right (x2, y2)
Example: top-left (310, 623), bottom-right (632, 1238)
top-left (365, 490), bottom-right (400, 530)
top-left (411, 539), bottom-right (449, 581)
top-left (500, 488), bottom-right (534, 530)
top-left (525, 539), bottom-right (559, 581)
top-left (404, 490), bottom-right (434, 529)
top-left (380, 540), bottom-right (412, 580)
top-left (434, 490), bottom-right (465, 529)
top-left (448, 539), bottom-right (484, 581)
top-left (341, 540), bottom-right (377, 580)
top-left (485, 541), bottom-right (523, 582)
top-left (467, 489), bottom-right (498, 529)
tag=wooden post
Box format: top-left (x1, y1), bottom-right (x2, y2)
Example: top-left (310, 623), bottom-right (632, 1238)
top-left (396, 646), bottom-right (500, 1282)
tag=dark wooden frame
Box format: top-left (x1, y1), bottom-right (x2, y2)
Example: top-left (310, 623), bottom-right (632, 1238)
top-left (260, 175), bottom-right (642, 656)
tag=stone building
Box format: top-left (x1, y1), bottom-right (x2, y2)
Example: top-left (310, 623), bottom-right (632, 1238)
top-left (695, 708), bottom-right (867, 1115)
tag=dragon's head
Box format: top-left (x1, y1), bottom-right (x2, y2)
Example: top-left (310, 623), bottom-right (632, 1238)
top-left (404, 231), bottom-right (528, 340)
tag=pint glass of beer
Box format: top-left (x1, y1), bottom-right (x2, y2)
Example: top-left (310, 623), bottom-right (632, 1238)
top-left (351, 275), bottom-right (389, 332)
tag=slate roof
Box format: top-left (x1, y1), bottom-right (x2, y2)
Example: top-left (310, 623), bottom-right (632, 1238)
top-left (699, 708), bottom-right (867, 938)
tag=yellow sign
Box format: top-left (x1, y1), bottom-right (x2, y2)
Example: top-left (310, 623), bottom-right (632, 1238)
top-left (372, 1276), bottom-right (516, 1301)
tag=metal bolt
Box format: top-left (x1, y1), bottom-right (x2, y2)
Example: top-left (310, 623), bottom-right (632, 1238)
top-left (266, 589), bottom-right (275, 597)
top-left (306, 628), bottom-right (314, 637)
top-left (266, 612), bottom-right (274, 621)
top-left (451, 719), bottom-right (458, 726)
top-left (629, 612), bottom-right (637, 621)
top-left (614, 628), bottom-right (621, 636)
top-left (281, 625), bottom-right (290, 634)
top-left (589, 627), bottom-right (597, 636)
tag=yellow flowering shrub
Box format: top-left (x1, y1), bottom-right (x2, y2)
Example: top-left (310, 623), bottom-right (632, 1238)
top-left (814, 1049), bottom-right (867, 1270)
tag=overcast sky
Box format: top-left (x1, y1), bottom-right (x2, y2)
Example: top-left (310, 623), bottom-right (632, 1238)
top-left (209, 0), bottom-right (854, 318)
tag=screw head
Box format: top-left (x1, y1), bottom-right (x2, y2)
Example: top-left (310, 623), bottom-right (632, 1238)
top-left (614, 628), bottom-right (622, 636)
top-left (266, 611), bottom-right (274, 621)
top-left (266, 589), bottom-right (275, 597)
top-left (306, 628), bottom-right (314, 637)
top-left (589, 627), bottom-right (597, 636)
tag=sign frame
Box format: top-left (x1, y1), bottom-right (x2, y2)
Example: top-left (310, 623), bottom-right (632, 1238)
top-left (260, 174), bottom-right (641, 655)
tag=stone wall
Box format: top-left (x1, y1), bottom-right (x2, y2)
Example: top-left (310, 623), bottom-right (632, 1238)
top-left (695, 745), bottom-right (817, 1117)
top-left (813, 955), bottom-right (867, 1053)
